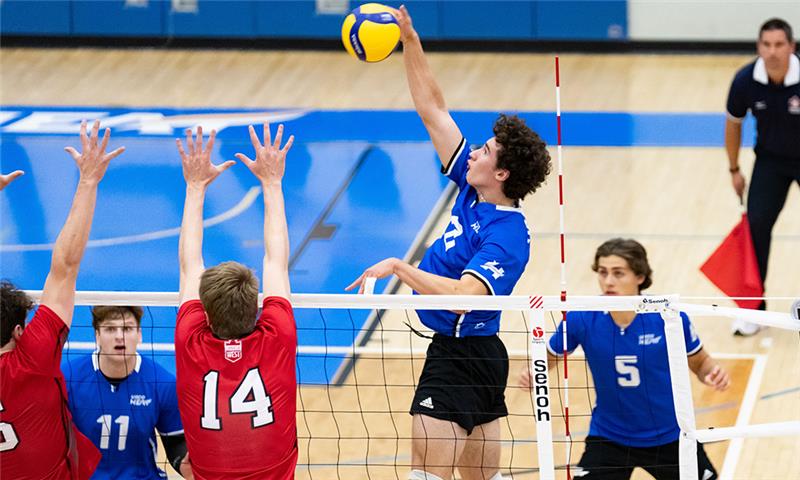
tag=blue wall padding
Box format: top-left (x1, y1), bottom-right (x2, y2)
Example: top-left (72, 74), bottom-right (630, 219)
top-left (537, 1), bottom-right (627, 40)
top-left (73, 0), bottom-right (166, 36)
top-left (168, 0), bottom-right (257, 38)
top-left (1, 0), bottom-right (72, 35)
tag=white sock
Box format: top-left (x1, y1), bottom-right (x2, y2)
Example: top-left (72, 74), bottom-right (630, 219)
top-left (408, 469), bottom-right (445, 480)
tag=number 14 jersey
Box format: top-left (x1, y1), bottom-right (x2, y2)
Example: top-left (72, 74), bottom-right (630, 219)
top-left (175, 297), bottom-right (297, 480)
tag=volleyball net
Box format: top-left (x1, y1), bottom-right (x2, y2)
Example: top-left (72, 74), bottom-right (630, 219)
top-left (26, 290), bottom-right (800, 479)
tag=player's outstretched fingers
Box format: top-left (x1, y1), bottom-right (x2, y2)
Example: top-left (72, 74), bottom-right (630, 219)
top-left (99, 128), bottom-right (111, 154)
top-left (4, 170), bottom-right (23, 181)
top-left (176, 138), bottom-right (187, 159)
top-left (345, 273), bottom-right (366, 292)
top-left (89, 119), bottom-right (100, 145)
top-left (273, 124), bottom-right (283, 149)
top-left (216, 160), bottom-right (236, 173)
top-left (105, 146), bottom-right (126, 162)
top-left (0, 170), bottom-right (24, 190)
top-left (249, 125), bottom-right (262, 149)
top-left (263, 123), bottom-right (271, 147)
top-left (185, 128), bottom-right (195, 155)
top-left (64, 146), bottom-right (81, 161)
top-left (196, 126), bottom-right (204, 152)
top-left (235, 152), bottom-right (254, 166)
top-left (79, 120), bottom-right (89, 150)
top-left (206, 130), bottom-right (217, 154)
top-left (282, 135), bottom-right (295, 154)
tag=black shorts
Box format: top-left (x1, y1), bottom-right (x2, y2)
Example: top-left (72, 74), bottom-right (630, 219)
top-left (576, 435), bottom-right (718, 480)
top-left (409, 333), bottom-right (509, 435)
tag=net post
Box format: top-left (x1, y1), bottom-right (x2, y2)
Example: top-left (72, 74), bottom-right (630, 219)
top-left (659, 301), bottom-right (699, 480)
top-left (529, 308), bottom-right (555, 480)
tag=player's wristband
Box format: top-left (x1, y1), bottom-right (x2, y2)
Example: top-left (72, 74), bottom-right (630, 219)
top-left (729, 166), bottom-right (740, 173)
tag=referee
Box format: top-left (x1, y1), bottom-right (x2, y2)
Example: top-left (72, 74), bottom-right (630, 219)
top-left (725, 18), bottom-right (800, 335)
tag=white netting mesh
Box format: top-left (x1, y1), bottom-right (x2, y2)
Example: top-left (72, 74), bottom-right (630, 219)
top-left (26, 291), bottom-right (800, 479)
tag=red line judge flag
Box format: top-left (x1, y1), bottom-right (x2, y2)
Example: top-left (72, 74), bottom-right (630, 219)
top-left (700, 213), bottom-right (763, 309)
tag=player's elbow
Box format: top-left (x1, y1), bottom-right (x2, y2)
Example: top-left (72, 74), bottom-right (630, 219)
top-left (49, 256), bottom-right (79, 284)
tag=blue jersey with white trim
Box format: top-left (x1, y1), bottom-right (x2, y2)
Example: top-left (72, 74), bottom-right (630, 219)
top-left (64, 353), bottom-right (183, 479)
top-left (416, 138), bottom-right (530, 337)
top-left (548, 310), bottom-right (702, 447)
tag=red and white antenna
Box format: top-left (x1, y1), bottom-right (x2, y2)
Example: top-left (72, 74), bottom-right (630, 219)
top-left (555, 55), bottom-right (573, 480)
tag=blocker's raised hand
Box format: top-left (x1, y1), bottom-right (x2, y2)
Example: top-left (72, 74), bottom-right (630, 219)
top-left (236, 123), bottom-right (294, 186)
top-left (176, 126), bottom-right (235, 188)
top-left (64, 120), bottom-right (125, 184)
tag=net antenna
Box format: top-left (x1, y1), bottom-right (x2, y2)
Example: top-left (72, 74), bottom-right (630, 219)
top-left (554, 55), bottom-right (572, 480)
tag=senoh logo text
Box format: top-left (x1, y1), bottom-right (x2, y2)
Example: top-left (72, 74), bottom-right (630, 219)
top-left (532, 359), bottom-right (551, 422)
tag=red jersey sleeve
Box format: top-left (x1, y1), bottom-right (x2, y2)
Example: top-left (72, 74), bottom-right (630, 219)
top-left (176, 300), bottom-right (208, 346)
top-left (15, 304), bottom-right (68, 376)
top-left (259, 297), bottom-right (296, 350)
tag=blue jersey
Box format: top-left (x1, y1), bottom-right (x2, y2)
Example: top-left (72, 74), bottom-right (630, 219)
top-left (64, 353), bottom-right (184, 479)
top-left (417, 138), bottom-right (530, 337)
top-left (548, 310), bottom-right (702, 447)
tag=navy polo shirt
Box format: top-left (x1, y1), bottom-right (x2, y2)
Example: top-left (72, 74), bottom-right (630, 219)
top-left (726, 54), bottom-right (800, 160)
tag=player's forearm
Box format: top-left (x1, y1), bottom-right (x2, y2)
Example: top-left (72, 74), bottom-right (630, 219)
top-left (403, 33), bottom-right (448, 123)
top-left (179, 186), bottom-right (206, 274)
top-left (262, 183), bottom-right (289, 271)
top-left (393, 260), bottom-right (479, 295)
top-left (724, 120), bottom-right (742, 170)
top-left (50, 181), bottom-right (99, 276)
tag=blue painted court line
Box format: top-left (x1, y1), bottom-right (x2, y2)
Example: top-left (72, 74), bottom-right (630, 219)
top-left (0, 106), bottom-right (759, 383)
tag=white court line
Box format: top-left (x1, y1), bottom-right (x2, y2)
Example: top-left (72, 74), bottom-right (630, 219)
top-left (0, 186), bottom-right (261, 252)
top-left (718, 353), bottom-right (767, 480)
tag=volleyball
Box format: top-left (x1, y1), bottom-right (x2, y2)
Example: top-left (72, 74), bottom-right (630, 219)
top-left (341, 3), bottom-right (401, 63)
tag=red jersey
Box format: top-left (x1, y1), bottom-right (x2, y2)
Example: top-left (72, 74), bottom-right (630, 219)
top-left (176, 297), bottom-right (298, 480)
top-left (0, 305), bottom-right (101, 479)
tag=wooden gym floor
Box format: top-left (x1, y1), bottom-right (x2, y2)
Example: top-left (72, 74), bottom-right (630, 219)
top-left (1, 47), bottom-right (797, 479)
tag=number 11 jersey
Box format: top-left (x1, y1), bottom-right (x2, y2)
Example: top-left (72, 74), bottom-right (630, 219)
top-left (175, 297), bottom-right (297, 479)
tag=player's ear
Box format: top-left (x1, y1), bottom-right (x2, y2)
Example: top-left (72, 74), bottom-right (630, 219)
top-left (13, 324), bottom-right (24, 340)
top-left (204, 312), bottom-right (211, 327)
top-left (495, 168), bottom-right (510, 182)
